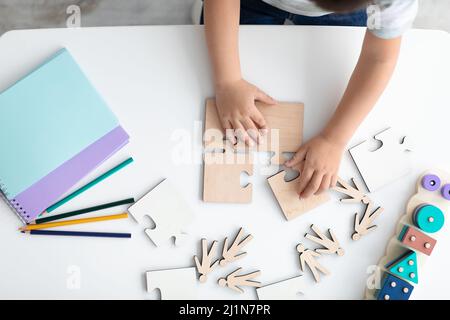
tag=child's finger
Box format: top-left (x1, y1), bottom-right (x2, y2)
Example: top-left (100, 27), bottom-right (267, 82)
top-left (241, 118), bottom-right (260, 143)
top-left (285, 147), bottom-right (307, 167)
top-left (232, 119), bottom-right (254, 147)
top-left (330, 175), bottom-right (338, 188)
top-left (255, 89), bottom-right (276, 105)
top-left (250, 110), bottom-right (267, 130)
top-left (297, 167), bottom-right (314, 197)
top-left (315, 174), bottom-right (331, 195)
top-left (221, 119), bottom-right (236, 145)
top-left (301, 171), bottom-right (323, 198)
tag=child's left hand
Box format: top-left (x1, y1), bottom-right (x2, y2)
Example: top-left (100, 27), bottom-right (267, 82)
top-left (284, 133), bottom-right (344, 198)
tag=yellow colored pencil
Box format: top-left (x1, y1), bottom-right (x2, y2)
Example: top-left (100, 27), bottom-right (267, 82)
top-left (19, 213), bottom-right (128, 231)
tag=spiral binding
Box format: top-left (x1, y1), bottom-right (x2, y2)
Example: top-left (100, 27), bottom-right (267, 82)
top-left (0, 180), bottom-right (27, 223)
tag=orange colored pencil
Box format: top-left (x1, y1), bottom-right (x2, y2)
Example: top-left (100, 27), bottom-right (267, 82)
top-left (19, 213), bottom-right (128, 231)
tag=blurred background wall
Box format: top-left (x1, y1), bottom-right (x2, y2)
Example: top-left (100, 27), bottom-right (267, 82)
top-left (0, 0), bottom-right (449, 35)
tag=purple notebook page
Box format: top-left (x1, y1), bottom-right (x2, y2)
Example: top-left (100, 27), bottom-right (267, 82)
top-left (11, 126), bottom-right (129, 222)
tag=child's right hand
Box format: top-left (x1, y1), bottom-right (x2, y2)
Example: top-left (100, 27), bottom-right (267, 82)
top-left (215, 79), bottom-right (276, 146)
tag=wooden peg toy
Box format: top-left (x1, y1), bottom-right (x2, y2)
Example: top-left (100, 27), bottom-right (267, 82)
top-left (194, 239), bottom-right (219, 283)
top-left (412, 204), bottom-right (445, 233)
top-left (386, 251), bottom-right (418, 284)
top-left (352, 202), bottom-right (384, 240)
top-left (398, 225), bottom-right (437, 256)
top-left (296, 243), bottom-right (329, 282)
top-left (305, 224), bottom-right (344, 256)
top-left (377, 273), bottom-right (414, 300)
top-left (218, 268), bottom-right (261, 294)
top-left (220, 228), bottom-right (253, 266)
top-left (333, 177), bottom-right (371, 204)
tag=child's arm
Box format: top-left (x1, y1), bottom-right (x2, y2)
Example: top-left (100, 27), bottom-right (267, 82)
top-left (286, 31), bottom-right (402, 198)
top-left (204, 0), bottom-right (276, 146)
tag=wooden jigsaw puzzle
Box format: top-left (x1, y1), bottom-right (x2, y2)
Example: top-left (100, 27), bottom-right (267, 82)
top-left (146, 267), bottom-right (198, 300)
top-left (203, 150), bottom-right (253, 203)
top-left (267, 170), bottom-right (330, 220)
top-left (128, 179), bottom-right (194, 246)
top-left (256, 275), bottom-right (304, 300)
top-left (204, 98), bottom-right (304, 164)
top-left (349, 127), bottom-right (412, 192)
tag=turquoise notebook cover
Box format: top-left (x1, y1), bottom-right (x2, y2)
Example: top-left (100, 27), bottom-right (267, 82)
top-left (0, 48), bottom-right (119, 199)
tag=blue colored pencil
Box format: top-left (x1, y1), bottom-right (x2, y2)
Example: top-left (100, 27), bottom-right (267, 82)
top-left (22, 229), bottom-right (131, 238)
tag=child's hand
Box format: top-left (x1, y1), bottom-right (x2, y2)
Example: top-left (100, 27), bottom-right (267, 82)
top-left (215, 79), bottom-right (276, 146)
top-left (285, 133), bottom-right (344, 198)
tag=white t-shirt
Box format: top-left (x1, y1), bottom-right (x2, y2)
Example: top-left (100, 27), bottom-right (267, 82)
top-left (262, 0), bottom-right (418, 39)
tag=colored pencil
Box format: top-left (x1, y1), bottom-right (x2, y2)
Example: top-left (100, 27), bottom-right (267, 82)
top-left (22, 230), bottom-right (131, 238)
top-left (45, 157), bottom-right (134, 214)
top-left (20, 212), bottom-right (128, 231)
top-left (35, 198), bottom-right (134, 224)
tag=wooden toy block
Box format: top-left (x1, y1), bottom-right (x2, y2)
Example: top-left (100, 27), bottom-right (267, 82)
top-left (204, 98), bottom-right (304, 164)
top-left (220, 227), bottom-right (253, 266)
top-left (305, 224), bottom-right (344, 256)
top-left (377, 273), bottom-right (414, 301)
top-left (296, 243), bottom-right (329, 282)
top-left (412, 204), bottom-right (445, 233)
top-left (386, 250), bottom-right (418, 284)
top-left (128, 179), bottom-right (194, 247)
top-left (352, 202), bottom-right (384, 241)
top-left (349, 127), bottom-right (412, 192)
top-left (256, 275), bottom-right (304, 300)
top-left (267, 170), bottom-right (330, 221)
top-left (194, 238), bottom-right (219, 283)
top-left (365, 169), bottom-right (450, 300)
top-left (398, 225), bottom-right (436, 256)
top-left (146, 267), bottom-right (198, 300)
top-left (203, 150), bottom-right (253, 203)
top-left (333, 177), bottom-right (371, 204)
top-left (218, 267), bottom-right (261, 294)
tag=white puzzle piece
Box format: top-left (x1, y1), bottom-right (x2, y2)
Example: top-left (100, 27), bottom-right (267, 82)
top-left (128, 179), bottom-right (194, 246)
top-left (256, 276), bottom-right (304, 300)
top-left (349, 128), bottom-right (412, 192)
top-left (146, 267), bottom-right (198, 300)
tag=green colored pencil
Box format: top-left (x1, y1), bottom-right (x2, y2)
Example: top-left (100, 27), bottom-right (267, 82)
top-left (45, 157), bottom-right (134, 214)
top-left (35, 198), bottom-right (135, 224)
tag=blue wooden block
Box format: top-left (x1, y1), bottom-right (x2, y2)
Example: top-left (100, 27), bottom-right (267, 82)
top-left (377, 273), bottom-right (414, 300)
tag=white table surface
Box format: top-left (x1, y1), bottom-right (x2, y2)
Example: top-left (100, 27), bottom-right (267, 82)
top-left (0, 25), bottom-right (449, 300)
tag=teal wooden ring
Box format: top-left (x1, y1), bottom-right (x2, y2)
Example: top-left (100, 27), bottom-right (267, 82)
top-left (414, 204), bottom-right (445, 233)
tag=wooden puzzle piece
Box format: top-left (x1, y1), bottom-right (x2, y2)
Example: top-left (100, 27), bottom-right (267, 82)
top-left (296, 243), bottom-right (329, 282)
top-left (146, 267), bottom-right (198, 300)
top-left (204, 98), bottom-right (304, 165)
top-left (128, 179), bottom-right (194, 246)
top-left (377, 273), bottom-right (414, 300)
top-left (267, 170), bottom-right (330, 221)
top-left (220, 227), bottom-right (253, 266)
top-left (203, 150), bottom-right (253, 203)
top-left (218, 268), bottom-right (261, 294)
top-left (349, 127), bottom-right (412, 192)
top-left (365, 169), bottom-right (450, 300)
top-left (386, 250), bottom-right (418, 284)
top-left (256, 276), bottom-right (304, 300)
top-left (305, 224), bottom-right (344, 256)
top-left (398, 225), bottom-right (436, 256)
top-left (352, 202), bottom-right (384, 241)
top-left (194, 239), bottom-right (219, 283)
top-left (333, 177), bottom-right (371, 204)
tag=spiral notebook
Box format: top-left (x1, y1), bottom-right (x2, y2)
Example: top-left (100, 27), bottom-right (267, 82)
top-left (0, 48), bottom-right (129, 223)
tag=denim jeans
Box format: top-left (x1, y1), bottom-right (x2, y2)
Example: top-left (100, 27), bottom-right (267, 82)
top-left (201, 0), bottom-right (367, 26)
